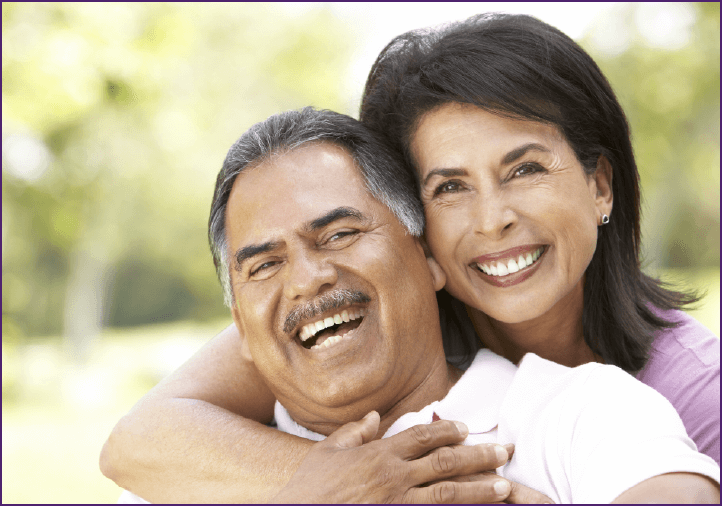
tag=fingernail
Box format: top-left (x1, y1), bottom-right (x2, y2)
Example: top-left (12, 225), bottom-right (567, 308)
top-left (453, 421), bottom-right (468, 436)
top-left (495, 445), bottom-right (507, 461)
top-left (493, 480), bottom-right (510, 495)
top-left (503, 443), bottom-right (515, 459)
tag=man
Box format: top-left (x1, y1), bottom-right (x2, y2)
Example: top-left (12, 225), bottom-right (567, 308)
top-left (118, 108), bottom-right (718, 503)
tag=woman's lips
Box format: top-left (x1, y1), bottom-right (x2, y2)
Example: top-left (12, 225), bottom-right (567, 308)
top-left (470, 245), bottom-right (547, 287)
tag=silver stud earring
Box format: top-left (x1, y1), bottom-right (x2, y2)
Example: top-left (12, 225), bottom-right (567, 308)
top-left (601, 214), bottom-right (610, 225)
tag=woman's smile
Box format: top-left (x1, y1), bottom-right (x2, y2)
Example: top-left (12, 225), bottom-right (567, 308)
top-left (412, 102), bottom-right (601, 325)
top-left (470, 245), bottom-right (547, 288)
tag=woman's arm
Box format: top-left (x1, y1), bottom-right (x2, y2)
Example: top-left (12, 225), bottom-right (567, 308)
top-left (100, 323), bottom-right (307, 503)
top-left (100, 324), bottom-right (551, 504)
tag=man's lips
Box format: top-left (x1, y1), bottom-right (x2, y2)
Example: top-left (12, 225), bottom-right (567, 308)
top-left (297, 306), bottom-right (366, 350)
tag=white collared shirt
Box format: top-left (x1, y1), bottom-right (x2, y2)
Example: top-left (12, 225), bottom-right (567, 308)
top-left (276, 349), bottom-right (720, 503)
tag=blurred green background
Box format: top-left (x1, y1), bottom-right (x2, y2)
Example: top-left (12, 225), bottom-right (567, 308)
top-left (2, 2), bottom-right (719, 503)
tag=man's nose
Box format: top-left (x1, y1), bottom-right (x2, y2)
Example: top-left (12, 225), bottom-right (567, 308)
top-left (282, 250), bottom-right (338, 301)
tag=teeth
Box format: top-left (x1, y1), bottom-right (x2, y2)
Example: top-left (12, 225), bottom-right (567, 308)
top-left (298, 309), bottom-right (365, 342)
top-left (311, 329), bottom-right (355, 350)
top-left (507, 259), bottom-right (519, 273)
top-left (476, 247), bottom-right (544, 278)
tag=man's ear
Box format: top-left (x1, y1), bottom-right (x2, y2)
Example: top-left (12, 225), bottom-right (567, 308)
top-left (592, 155), bottom-right (613, 222)
top-left (231, 301), bottom-right (254, 362)
top-left (419, 235), bottom-right (446, 291)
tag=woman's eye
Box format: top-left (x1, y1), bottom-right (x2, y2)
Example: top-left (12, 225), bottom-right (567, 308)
top-left (433, 180), bottom-right (463, 197)
top-left (513, 163), bottom-right (545, 178)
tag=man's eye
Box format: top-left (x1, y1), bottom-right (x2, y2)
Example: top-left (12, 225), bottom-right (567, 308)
top-left (327, 230), bottom-right (358, 243)
top-left (433, 180), bottom-right (463, 197)
top-left (250, 261), bottom-right (278, 277)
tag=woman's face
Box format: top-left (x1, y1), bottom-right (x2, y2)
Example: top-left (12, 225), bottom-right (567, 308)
top-left (411, 103), bottom-right (607, 324)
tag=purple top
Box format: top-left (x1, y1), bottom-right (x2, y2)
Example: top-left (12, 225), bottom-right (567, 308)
top-left (636, 309), bottom-right (720, 464)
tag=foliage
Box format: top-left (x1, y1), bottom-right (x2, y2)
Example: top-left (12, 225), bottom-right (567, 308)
top-left (2, 3), bottom-right (356, 338)
top-left (582, 2), bottom-right (720, 269)
top-left (2, 3), bottom-right (719, 342)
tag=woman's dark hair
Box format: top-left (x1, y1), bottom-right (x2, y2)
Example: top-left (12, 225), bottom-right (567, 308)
top-left (360, 12), bottom-right (700, 373)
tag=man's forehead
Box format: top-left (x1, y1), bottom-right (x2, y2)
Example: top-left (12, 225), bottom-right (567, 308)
top-left (225, 143), bottom-right (389, 240)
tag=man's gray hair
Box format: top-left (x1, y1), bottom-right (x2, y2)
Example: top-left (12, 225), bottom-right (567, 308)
top-left (208, 107), bottom-right (424, 307)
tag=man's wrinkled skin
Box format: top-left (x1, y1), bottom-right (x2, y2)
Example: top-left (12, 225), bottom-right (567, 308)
top-left (100, 323), bottom-right (552, 504)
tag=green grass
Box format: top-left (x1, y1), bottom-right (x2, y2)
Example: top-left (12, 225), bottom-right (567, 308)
top-left (1, 271), bottom-right (718, 503)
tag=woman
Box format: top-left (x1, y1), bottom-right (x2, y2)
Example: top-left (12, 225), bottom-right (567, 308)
top-left (100, 13), bottom-right (719, 503)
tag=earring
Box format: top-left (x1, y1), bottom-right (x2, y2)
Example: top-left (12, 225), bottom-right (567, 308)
top-left (601, 214), bottom-right (610, 225)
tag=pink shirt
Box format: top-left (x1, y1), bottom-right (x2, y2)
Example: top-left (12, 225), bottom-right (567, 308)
top-left (636, 309), bottom-right (720, 464)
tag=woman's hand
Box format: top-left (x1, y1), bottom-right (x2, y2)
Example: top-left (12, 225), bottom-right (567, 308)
top-left (273, 411), bottom-right (553, 504)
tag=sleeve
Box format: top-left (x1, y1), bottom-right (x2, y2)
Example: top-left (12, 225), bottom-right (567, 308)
top-left (568, 366), bottom-right (720, 504)
top-left (118, 490), bottom-right (151, 504)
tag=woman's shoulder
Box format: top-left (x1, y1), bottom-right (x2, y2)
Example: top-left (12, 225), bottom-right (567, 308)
top-left (645, 308), bottom-right (719, 369)
top-left (637, 308), bottom-right (720, 464)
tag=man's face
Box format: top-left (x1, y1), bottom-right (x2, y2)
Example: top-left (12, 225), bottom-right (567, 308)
top-left (226, 142), bottom-right (445, 431)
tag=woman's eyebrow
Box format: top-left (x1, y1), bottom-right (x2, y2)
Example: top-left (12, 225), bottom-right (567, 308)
top-left (502, 143), bottom-right (550, 165)
top-left (422, 168), bottom-right (467, 187)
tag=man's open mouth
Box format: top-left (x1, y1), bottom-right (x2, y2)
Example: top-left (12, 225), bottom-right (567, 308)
top-left (297, 308), bottom-right (366, 350)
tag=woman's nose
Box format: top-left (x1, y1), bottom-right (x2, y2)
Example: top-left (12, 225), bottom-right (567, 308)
top-left (471, 190), bottom-right (517, 240)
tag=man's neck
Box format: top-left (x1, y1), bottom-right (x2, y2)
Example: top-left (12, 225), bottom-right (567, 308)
top-left (373, 359), bottom-right (462, 438)
top-left (286, 352), bottom-right (462, 438)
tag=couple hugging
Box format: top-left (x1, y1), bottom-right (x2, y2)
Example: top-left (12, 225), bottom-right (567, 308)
top-left (104, 13), bottom-right (720, 504)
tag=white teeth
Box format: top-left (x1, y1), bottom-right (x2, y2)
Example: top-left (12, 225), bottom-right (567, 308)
top-left (298, 309), bottom-right (365, 342)
top-left (476, 247), bottom-right (544, 278)
top-left (311, 329), bottom-right (355, 350)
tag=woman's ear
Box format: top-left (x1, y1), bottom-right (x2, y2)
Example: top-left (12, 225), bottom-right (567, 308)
top-left (231, 302), bottom-right (254, 362)
top-left (419, 235), bottom-right (446, 291)
top-left (593, 155), bottom-right (613, 220)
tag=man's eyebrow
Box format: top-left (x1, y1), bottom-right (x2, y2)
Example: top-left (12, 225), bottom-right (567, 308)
top-left (234, 241), bottom-right (280, 272)
top-left (305, 206), bottom-right (367, 232)
top-left (502, 143), bottom-right (550, 165)
top-left (422, 168), bottom-right (468, 187)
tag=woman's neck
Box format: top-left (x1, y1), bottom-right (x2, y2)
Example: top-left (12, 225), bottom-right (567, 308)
top-left (466, 281), bottom-right (601, 367)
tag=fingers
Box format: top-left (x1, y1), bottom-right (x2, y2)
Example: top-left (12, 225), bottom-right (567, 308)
top-left (387, 420), bottom-right (469, 460)
top-left (409, 442), bottom-right (510, 484)
top-left (506, 481), bottom-right (554, 504)
top-left (403, 477), bottom-right (513, 504)
top-left (325, 411), bottom-right (380, 449)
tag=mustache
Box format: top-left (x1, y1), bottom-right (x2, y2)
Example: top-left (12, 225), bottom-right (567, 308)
top-left (283, 289), bottom-right (371, 334)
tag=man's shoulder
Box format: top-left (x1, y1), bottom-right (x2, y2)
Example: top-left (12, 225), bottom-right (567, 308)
top-left (503, 353), bottom-right (673, 431)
